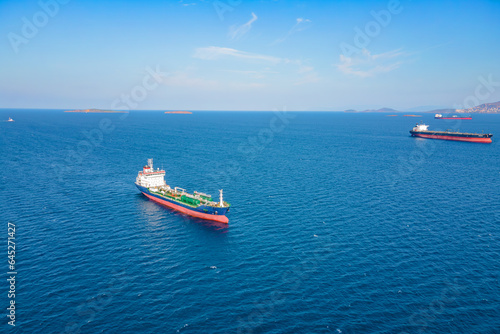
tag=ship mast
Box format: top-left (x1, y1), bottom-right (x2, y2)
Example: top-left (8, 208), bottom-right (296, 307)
top-left (148, 158), bottom-right (153, 169)
top-left (219, 189), bottom-right (224, 207)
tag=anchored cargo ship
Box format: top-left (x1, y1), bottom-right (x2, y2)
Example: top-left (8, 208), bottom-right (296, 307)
top-left (136, 159), bottom-right (230, 223)
top-left (435, 113), bottom-right (472, 120)
top-left (410, 123), bottom-right (492, 143)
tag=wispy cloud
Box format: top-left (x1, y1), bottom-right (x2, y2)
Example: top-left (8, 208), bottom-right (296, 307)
top-left (298, 66), bottom-right (314, 74)
top-left (231, 82), bottom-right (267, 90)
top-left (229, 12), bottom-right (258, 40)
top-left (194, 47), bottom-right (320, 85)
top-left (193, 46), bottom-right (281, 63)
top-left (179, 0), bottom-right (196, 6)
top-left (336, 48), bottom-right (405, 77)
top-left (295, 65), bottom-right (320, 85)
top-left (274, 17), bottom-right (311, 44)
top-left (222, 69), bottom-right (278, 79)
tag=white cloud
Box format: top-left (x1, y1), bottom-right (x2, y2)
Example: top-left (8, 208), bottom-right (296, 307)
top-left (193, 47), bottom-right (320, 86)
top-left (274, 17), bottom-right (311, 44)
top-left (295, 66), bottom-right (320, 85)
top-left (298, 66), bottom-right (314, 74)
top-left (229, 12), bottom-right (258, 40)
top-left (222, 69), bottom-right (278, 79)
top-left (179, 0), bottom-right (196, 6)
top-left (336, 48), bottom-right (405, 77)
top-left (193, 46), bottom-right (281, 63)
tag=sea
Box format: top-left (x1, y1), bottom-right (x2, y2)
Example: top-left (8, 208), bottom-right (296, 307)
top-left (1, 109), bottom-right (499, 334)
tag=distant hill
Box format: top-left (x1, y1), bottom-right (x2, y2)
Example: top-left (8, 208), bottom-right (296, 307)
top-left (456, 101), bottom-right (500, 113)
top-left (342, 101), bottom-right (500, 114)
top-left (344, 107), bottom-right (401, 113)
top-left (360, 107), bottom-right (401, 113)
top-left (404, 105), bottom-right (449, 112)
top-left (425, 108), bottom-right (456, 114)
top-left (425, 101), bottom-right (500, 114)
top-left (374, 107), bottom-right (399, 112)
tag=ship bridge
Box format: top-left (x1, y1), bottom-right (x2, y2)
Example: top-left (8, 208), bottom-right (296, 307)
top-left (136, 159), bottom-right (167, 188)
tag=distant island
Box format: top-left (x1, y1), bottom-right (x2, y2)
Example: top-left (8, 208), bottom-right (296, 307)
top-left (65, 109), bottom-right (128, 113)
top-left (455, 101), bottom-right (500, 114)
top-left (427, 108), bottom-right (456, 114)
top-left (164, 111), bottom-right (192, 114)
top-left (385, 114), bottom-right (421, 117)
top-left (345, 107), bottom-right (400, 113)
top-left (344, 101), bottom-right (500, 114)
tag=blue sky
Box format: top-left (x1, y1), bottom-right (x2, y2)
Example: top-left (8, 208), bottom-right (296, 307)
top-left (1, 0), bottom-right (499, 111)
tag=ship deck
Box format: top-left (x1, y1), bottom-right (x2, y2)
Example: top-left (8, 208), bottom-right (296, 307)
top-left (411, 130), bottom-right (492, 137)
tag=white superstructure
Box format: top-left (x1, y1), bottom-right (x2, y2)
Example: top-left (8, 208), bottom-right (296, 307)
top-left (219, 189), bottom-right (224, 207)
top-left (412, 123), bottom-right (429, 132)
top-left (135, 159), bottom-right (167, 188)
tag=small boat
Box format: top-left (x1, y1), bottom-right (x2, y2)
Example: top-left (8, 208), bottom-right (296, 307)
top-left (7, 117), bottom-right (14, 122)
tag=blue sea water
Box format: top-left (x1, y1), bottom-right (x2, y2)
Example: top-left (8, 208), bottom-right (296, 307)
top-left (1, 109), bottom-right (499, 334)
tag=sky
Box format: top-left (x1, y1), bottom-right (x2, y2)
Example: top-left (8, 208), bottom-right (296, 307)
top-left (1, 0), bottom-right (500, 111)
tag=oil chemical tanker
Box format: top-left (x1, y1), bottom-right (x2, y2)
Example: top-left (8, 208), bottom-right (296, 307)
top-left (434, 113), bottom-right (472, 120)
top-left (410, 123), bottom-right (492, 143)
top-left (136, 159), bottom-right (230, 223)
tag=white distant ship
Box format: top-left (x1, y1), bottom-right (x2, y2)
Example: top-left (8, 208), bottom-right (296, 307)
top-left (7, 117), bottom-right (14, 122)
top-left (434, 113), bottom-right (471, 120)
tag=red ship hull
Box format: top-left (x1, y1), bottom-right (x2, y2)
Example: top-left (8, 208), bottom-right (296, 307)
top-left (143, 192), bottom-right (229, 223)
top-left (412, 133), bottom-right (492, 143)
top-left (435, 117), bottom-right (472, 120)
